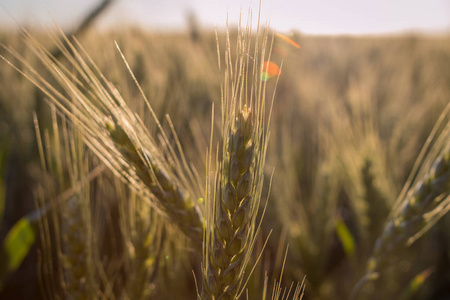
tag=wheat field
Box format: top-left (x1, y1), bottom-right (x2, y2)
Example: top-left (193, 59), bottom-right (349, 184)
top-left (0, 9), bottom-right (449, 300)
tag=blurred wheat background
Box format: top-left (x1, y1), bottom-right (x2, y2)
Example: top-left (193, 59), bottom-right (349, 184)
top-left (0, 0), bottom-right (449, 299)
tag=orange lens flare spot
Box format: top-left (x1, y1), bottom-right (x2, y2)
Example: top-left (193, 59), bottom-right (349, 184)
top-left (262, 61), bottom-right (281, 77)
top-left (276, 33), bottom-right (301, 49)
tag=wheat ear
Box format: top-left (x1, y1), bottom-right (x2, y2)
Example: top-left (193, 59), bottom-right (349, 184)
top-left (202, 9), bottom-right (274, 298)
top-left (1, 29), bottom-right (204, 246)
top-left (203, 107), bottom-right (260, 299)
top-left (34, 112), bottom-right (97, 299)
top-left (106, 119), bottom-right (203, 244)
top-left (368, 147), bottom-right (450, 272)
top-left (367, 105), bottom-right (450, 273)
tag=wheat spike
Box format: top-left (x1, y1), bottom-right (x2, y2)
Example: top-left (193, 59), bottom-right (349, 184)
top-left (202, 8), bottom-right (274, 298)
top-left (366, 105), bottom-right (450, 273)
top-left (1, 28), bottom-right (204, 246)
top-left (106, 119), bottom-right (203, 245)
top-left (368, 147), bottom-right (450, 272)
top-left (203, 107), bottom-right (259, 299)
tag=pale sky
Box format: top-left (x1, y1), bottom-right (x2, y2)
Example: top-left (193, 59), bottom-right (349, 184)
top-left (1, 0), bottom-right (450, 35)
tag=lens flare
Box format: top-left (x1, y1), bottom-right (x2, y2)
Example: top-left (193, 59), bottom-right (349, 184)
top-left (260, 61), bottom-right (281, 81)
top-left (276, 33), bottom-right (301, 49)
top-left (263, 61), bottom-right (281, 77)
